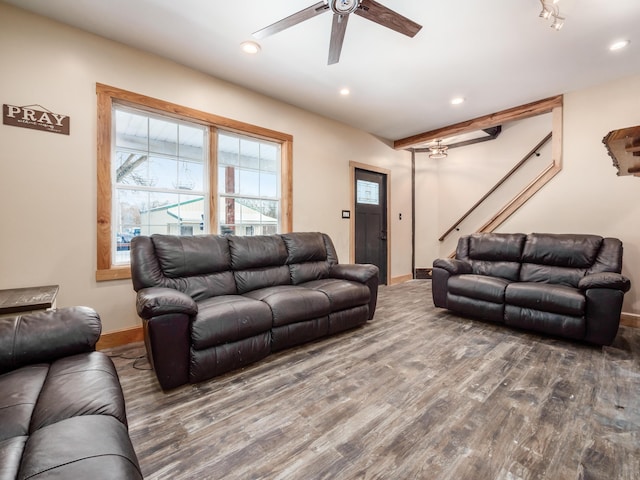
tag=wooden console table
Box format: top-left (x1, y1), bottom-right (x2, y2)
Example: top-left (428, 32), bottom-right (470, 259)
top-left (0, 285), bottom-right (59, 317)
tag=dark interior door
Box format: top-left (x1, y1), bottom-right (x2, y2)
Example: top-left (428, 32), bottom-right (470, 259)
top-left (355, 168), bottom-right (387, 285)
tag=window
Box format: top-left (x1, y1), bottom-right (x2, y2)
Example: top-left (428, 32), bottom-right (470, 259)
top-left (218, 132), bottom-right (280, 236)
top-left (112, 105), bottom-right (208, 265)
top-left (356, 179), bottom-right (380, 205)
top-left (96, 84), bottom-right (292, 280)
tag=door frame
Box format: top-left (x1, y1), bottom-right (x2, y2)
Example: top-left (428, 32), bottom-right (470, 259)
top-left (349, 161), bottom-right (391, 286)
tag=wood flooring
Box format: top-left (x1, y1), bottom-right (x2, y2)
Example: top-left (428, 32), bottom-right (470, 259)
top-left (107, 280), bottom-right (640, 479)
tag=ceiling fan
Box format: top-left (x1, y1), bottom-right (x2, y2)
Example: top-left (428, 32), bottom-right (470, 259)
top-left (253, 0), bottom-right (422, 65)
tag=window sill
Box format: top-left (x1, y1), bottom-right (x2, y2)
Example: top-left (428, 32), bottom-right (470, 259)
top-left (96, 266), bottom-right (132, 282)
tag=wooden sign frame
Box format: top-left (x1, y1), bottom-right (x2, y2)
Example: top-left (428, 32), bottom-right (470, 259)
top-left (2, 103), bottom-right (70, 135)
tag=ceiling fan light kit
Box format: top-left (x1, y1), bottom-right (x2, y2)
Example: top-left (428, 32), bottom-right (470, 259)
top-left (539, 0), bottom-right (565, 30)
top-left (253, 0), bottom-right (422, 65)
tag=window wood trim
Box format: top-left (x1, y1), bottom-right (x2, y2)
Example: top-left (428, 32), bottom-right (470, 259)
top-left (96, 83), bottom-right (293, 281)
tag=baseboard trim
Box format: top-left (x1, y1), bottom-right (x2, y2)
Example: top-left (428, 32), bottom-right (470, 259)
top-left (93, 309), bottom-right (639, 350)
top-left (97, 325), bottom-right (143, 350)
top-left (621, 312), bottom-right (640, 329)
top-left (389, 274), bottom-right (413, 286)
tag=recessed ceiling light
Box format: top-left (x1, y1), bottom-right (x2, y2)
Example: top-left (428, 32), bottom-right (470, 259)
top-left (240, 41), bottom-right (261, 54)
top-left (609, 40), bottom-right (630, 51)
top-left (340, 88), bottom-right (350, 96)
top-left (451, 97), bottom-right (465, 105)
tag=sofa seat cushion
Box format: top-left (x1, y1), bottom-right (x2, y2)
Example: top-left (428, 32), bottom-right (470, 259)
top-left (245, 286), bottom-right (331, 326)
top-left (448, 274), bottom-right (511, 303)
top-left (505, 282), bottom-right (585, 316)
top-left (0, 365), bottom-right (48, 441)
top-left (191, 295), bottom-right (273, 350)
top-left (0, 436), bottom-right (27, 479)
top-left (0, 351), bottom-right (143, 480)
top-left (20, 415), bottom-right (142, 480)
top-left (300, 279), bottom-right (370, 311)
top-left (30, 353), bottom-right (128, 431)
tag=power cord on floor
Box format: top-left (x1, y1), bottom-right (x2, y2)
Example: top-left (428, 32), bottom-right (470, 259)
top-left (108, 353), bottom-right (145, 360)
top-left (108, 353), bottom-right (153, 371)
top-left (132, 356), bottom-right (153, 371)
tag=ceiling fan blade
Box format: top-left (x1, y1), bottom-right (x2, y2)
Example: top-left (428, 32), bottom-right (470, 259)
top-left (328, 13), bottom-right (349, 65)
top-left (355, 0), bottom-right (422, 37)
top-left (253, 1), bottom-right (329, 40)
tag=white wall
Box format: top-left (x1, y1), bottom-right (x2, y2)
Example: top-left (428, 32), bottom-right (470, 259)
top-left (415, 74), bottom-right (640, 315)
top-left (415, 114), bottom-right (553, 260)
top-left (0, 4), bottom-right (412, 333)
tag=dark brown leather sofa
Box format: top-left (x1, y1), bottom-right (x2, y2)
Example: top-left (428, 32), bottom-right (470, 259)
top-left (0, 307), bottom-right (142, 479)
top-left (432, 233), bottom-right (631, 345)
top-left (131, 232), bottom-right (379, 390)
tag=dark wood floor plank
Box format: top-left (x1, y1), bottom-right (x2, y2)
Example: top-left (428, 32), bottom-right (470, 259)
top-left (107, 281), bottom-right (640, 479)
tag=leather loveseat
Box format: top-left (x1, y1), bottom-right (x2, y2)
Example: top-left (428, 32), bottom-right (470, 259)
top-left (131, 231), bottom-right (379, 390)
top-left (432, 233), bottom-right (631, 345)
top-left (0, 307), bottom-right (142, 479)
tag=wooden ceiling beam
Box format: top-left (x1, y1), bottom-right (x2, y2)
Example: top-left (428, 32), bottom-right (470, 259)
top-left (393, 95), bottom-right (563, 150)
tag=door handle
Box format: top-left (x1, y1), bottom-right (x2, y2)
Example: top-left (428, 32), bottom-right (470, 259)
top-left (380, 230), bottom-right (387, 241)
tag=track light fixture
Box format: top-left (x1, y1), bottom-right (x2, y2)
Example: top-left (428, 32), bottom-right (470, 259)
top-left (539, 0), bottom-right (565, 30)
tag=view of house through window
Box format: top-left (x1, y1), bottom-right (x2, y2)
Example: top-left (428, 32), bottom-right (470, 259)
top-left (112, 105), bottom-right (208, 265)
top-left (218, 132), bottom-right (281, 236)
top-left (110, 103), bottom-right (283, 266)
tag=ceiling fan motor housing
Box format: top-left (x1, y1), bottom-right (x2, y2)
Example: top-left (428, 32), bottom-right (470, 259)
top-left (330, 0), bottom-right (361, 15)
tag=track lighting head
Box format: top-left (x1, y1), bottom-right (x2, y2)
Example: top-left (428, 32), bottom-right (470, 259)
top-left (539, 0), bottom-right (565, 30)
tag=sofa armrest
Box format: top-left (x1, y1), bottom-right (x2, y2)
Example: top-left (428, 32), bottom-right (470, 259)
top-left (330, 263), bottom-right (379, 284)
top-left (136, 287), bottom-right (198, 320)
top-left (0, 306), bottom-right (101, 374)
top-left (433, 258), bottom-right (472, 275)
top-left (578, 272), bottom-right (631, 292)
top-left (330, 264), bottom-right (379, 320)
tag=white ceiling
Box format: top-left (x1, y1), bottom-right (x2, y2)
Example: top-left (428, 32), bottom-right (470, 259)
top-left (4, 0), bottom-right (640, 143)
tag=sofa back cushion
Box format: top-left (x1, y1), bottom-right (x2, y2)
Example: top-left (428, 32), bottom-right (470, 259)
top-left (282, 232), bottom-right (332, 284)
top-left (131, 232), bottom-right (346, 298)
top-left (521, 233), bottom-right (602, 268)
top-left (131, 234), bottom-right (237, 301)
top-left (228, 235), bottom-right (288, 270)
top-left (457, 233), bottom-right (526, 281)
top-left (587, 237), bottom-right (623, 274)
top-left (282, 232), bottom-right (327, 263)
top-left (453, 232), bottom-right (623, 288)
top-left (229, 235), bottom-right (291, 294)
top-left (519, 233), bottom-right (603, 287)
top-left (0, 307), bottom-right (101, 375)
top-left (154, 234), bottom-right (231, 277)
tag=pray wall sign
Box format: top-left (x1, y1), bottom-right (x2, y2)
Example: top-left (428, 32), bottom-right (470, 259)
top-left (2, 104), bottom-right (70, 135)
